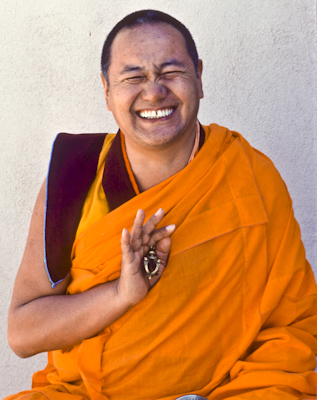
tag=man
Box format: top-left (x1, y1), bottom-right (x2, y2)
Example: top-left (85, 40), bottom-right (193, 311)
top-left (5, 9), bottom-right (317, 400)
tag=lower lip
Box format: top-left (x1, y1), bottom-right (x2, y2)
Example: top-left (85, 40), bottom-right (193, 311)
top-left (137, 109), bottom-right (176, 122)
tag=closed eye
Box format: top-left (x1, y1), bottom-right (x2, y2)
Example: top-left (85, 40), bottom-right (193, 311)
top-left (126, 76), bottom-right (146, 83)
top-left (161, 71), bottom-right (184, 79)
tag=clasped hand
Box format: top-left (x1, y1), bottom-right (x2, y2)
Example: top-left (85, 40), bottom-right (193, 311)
top-left (117, 208), bottom-right (175, 307)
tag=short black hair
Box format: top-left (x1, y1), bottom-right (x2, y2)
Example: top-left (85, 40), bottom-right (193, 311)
top-left (101, 9), bottom-right (199, 84)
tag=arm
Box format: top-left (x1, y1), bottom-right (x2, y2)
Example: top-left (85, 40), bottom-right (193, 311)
top-left (8, 180), bottom-right (175, 358)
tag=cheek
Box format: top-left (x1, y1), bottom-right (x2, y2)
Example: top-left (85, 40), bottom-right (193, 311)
top-left (167, 78), bottom-right (199, 102)
top-left (113, 86), bottom-right (142, 111)
top-left (107, 95), bottom-right (125, 116)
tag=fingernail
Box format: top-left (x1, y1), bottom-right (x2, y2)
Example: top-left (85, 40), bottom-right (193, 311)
top-left (166, 224), bottom-right (175, 231)
top-left (154, 208), bottom-right (163, 216)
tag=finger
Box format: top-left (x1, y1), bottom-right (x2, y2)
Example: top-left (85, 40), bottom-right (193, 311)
top-left (141, 208), bottom-right (165, 243)
top-left (130, 209), bottom-right (145, 251)
top-left (148, 224), bottom-right (175, 247)
top-left (121, 228), bottom-right (134, 264)
top-left (121, 228), bottom-right (143, 277)
top-left (155, 237), bottom-right (171, 265)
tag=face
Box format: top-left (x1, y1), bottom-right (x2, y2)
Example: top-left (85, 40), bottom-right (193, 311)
top-left (102, 23), bottom-right (204, 150)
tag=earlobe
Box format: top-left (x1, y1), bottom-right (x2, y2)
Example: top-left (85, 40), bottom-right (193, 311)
top-left (100, 73), bottom-right (112, 111)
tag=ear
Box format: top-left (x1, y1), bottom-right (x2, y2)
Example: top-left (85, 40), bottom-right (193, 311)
top-left (197, 59), bottom-right (204, 99)
top-left (101, 73), bottom-right (112, 111)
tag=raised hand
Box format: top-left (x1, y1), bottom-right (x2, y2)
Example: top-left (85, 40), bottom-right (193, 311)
top-left (117, 208), bottom-right (175, 307)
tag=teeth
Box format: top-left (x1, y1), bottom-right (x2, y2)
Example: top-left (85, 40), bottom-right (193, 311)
top-left (139, 108), bottom-right (174, 119)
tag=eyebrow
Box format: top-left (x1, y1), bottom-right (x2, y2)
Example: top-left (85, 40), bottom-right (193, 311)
top-left (159, 59), bottom-right (186, 69)
top-left (120, 65), bottom-right (143, 74)
top-left (119, 59), bottom-right (186, 75)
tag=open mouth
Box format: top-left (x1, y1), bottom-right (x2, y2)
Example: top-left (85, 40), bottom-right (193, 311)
top-left (138, 108), bottom-right (175, 119)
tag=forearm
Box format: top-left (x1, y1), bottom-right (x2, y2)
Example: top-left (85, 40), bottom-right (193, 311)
top-left (8, 200), bottom-right (173, 358)
top-left (8, 279), bottom-right (131, 358)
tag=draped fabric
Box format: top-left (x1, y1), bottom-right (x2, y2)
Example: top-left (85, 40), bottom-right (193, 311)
top-left (6, 124), bottom-right (317, 399)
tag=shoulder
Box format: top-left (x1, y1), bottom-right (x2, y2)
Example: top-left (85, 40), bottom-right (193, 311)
top-left (48, 132), bottom-right (116, 179)
top-left (204, 123), bottom-right (292, 229)
top-left (230, 130), bottom-right (294, 264)
top-left (235, 131), bottom-right (292, 216)
top-left (203, 124), bottom-right (291, 205)
top-left (51, 132), bottom-right (114, 156)
top-left (227, 129), bottom-right (300, 272)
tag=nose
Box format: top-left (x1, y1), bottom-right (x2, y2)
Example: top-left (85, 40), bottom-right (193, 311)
top-left (141, 80), bottom-right (168, 103)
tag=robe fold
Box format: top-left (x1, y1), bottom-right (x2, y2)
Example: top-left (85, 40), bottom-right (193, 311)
top-left (6, 124), bottom-right (317, 400)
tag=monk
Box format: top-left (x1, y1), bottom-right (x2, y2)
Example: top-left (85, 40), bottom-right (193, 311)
top-left (6, 9), bottom-right (317, 400)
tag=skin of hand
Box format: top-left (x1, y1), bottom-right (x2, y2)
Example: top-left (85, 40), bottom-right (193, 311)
top-left (117, 208), bottom-right (175, 307)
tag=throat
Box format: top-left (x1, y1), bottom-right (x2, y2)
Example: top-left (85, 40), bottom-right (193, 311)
top-left (122, 122), bottom-right (200, 191)
top-left (127, 146), bottom-right (195, 192)
top-left (134, 161), bottom-right (181, 192)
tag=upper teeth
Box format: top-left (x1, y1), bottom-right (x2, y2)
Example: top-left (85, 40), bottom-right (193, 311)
top-left (139, 109), bottom-right (173, 119)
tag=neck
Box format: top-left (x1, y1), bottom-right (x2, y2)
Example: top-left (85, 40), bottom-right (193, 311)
top-left (125, 129), bottom-right (197, 192)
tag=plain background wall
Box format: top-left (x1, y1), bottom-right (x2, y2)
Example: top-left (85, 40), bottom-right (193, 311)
top-left (0, 0), bottom-right (316, 396)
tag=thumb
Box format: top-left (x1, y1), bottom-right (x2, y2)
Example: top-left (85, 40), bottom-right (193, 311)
top-left (155, 236), bottom-right (171, 265)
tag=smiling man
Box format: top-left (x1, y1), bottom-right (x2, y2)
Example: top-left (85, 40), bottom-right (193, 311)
top-left (101, 20), bottom-right (203, 192)
top-left (6, 9), bottom-right (317, 400)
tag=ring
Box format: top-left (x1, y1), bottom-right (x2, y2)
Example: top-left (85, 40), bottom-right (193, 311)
top-left (143, 246), bottom-right (161, 279)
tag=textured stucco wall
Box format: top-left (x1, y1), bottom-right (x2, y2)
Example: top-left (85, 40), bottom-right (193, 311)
top-left (0, 0), bottom-right (316, 396)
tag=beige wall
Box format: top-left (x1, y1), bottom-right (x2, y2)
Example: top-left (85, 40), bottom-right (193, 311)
top-left (0, 0), bottom-right (316, 395)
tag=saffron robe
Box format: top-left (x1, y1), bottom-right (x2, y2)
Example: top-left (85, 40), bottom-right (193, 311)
top-left (6, 124), bottom-right (317, 399)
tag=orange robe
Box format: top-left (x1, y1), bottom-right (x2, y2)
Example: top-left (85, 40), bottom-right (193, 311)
top-left (7, 124), bottom-right (317, 399)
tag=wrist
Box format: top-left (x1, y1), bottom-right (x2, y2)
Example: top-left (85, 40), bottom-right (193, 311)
top-left (111, 279), bottom-right (139, 314)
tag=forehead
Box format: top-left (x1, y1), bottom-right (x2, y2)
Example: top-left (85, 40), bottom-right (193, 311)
top-left (110, 23), bottom-right (190, 69)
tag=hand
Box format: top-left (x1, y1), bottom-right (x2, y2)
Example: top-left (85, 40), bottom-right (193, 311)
top-left (117, 208), bottom-right (175, 307)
